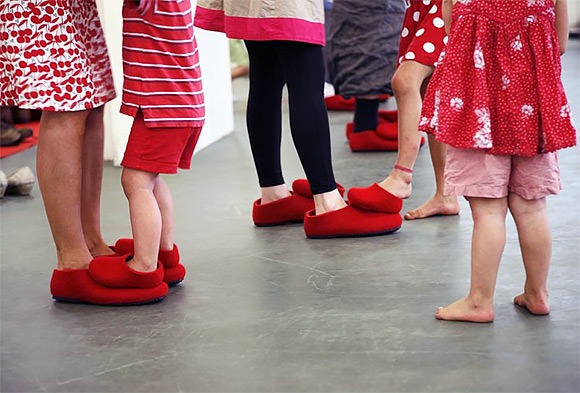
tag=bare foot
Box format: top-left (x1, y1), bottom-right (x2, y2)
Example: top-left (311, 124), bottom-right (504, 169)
top-left (313, 188), bottom-right (347, 215)
top-left (435, 297), bottom-right (495, 323)
top-left (514, 292), bottom-right (550, 315)
top-left (404, 194), bottom-right (460, 220)
top-left (377, 169), bottom-right (412, 199)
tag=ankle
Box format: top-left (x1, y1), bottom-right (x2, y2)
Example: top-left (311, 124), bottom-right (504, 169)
top-left (127, 256), bottom-right (157, 273)
top-left (160, 241), bottom-right (174, 252)
top-left (390, 168), bottom-right (413, 184)
top-left (524, 285), bottom-right (549, 299)
top-left (466, 292), bottom-right (494, 309)
top-left (261, 184), bottom-right (291, 204)
top-left (313, 189), bottom-right (347, 215)
top-left (56, 248), bottom-right (93, 270)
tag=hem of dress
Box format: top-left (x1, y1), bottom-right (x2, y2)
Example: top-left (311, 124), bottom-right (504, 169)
top-left (194, 6), bottom-right (325, 46)
top-left (420, 127), bottom-right (577, 157)
top-left (2, 92), bottom-right (116, 112)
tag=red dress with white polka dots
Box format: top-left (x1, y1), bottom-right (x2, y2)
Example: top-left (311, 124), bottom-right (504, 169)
top-left (419, 0), bottom-right (576, 156)
top-left (398, 0), bottom-right (447, 67)
top-left (0, 0), bottom-right (116, 112)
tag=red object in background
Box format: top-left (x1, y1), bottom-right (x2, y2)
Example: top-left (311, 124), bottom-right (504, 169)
top-left (0, 121), bottom-right (40, 159)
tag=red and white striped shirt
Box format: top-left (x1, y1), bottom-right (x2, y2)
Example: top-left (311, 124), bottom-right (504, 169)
top-left (121, 0), bottom-right (205, 129)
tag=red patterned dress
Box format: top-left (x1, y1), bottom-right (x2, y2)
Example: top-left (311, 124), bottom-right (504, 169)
top-left (0, 0), bottom-right (116, 112)
top-left (419, 0), bottom-right (576, 156)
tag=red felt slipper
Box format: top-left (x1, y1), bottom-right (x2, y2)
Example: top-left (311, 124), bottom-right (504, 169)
top-left (325, 95), bottom-right (355, 111)
top-left (378, 109), bottom-right (398, 122)
top-left (291, 179), bottom-right (345, 198)
top-left (253, 192), bottom-right (314, 226)
top-left (112, 239), bottom-right (185, 286)
top-left (88, 254), bottom-right (164, 288)
top-left (50, 269), bottom-right (168, 306)
top-left (347, 183), bottom-right (403, 214)
top-left (348, 130), bottom-right (399, 152)
top-left (303, 204), bottom-right (402, 239)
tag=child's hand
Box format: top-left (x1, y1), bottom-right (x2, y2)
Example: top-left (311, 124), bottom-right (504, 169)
top-left (554, 0), bottom-right (569, 55)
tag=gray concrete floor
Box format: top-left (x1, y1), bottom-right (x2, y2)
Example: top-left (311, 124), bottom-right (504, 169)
top-left (1, 41), bottom-right (579, 393)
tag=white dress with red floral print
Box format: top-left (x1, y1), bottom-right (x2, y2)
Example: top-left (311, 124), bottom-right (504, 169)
top-left (0, 0), bottom-right (116, 112)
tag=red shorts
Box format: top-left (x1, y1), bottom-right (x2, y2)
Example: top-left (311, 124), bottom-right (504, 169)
top-left (398, 0), bottom-right (447, 67)
top-left (121, 111), bottom-right (202, 174)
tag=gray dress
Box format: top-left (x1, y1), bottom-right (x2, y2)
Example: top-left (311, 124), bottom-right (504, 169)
top-left (326, 0), bottom-right (406, 98)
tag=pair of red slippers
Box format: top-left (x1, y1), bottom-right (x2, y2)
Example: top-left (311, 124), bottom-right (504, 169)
top-left (253, 179), bottom-right (402, 238)
top-left (347, 110), bottom-right (425, 152)
top-left (50, 240), bottom-right (186, 306)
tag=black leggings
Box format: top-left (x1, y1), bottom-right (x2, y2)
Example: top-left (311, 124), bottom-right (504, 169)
top-left (245, 40), bottom-right (337, 195)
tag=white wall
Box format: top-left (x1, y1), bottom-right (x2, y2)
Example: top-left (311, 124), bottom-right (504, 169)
top-left (96, 1), bottom-right (234, 165)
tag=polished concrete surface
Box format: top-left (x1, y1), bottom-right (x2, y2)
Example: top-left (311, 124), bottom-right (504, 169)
top-left (1, 41), bottom-right (579, 393)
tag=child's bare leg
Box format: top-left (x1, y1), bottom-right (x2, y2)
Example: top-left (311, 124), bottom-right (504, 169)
top-left (121, 168), bottom-right (161, 273)
top-left (153, 177), bottom-right (174, 251)
top-left (436, 197), bottom-right (508, 322)
top-left (81, 105), bottom-right (114, 257)
top-left (37, 110), bottom-right (93, 270)
top-left (405, 134), bottom-right (460, 220)
top-left (378, 61), bottom-right (433, 198)
top-left (509, 193), bottom-right (551, 315)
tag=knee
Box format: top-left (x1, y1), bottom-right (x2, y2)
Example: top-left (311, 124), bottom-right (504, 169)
top-left (121, 168), bottom-right (157, 198)
top-left (469, 197), bottom-right (508, 222)
top-left (391, 69), bottom-right (419, 97)
top-left (508, 193), bottom-right (545, 218)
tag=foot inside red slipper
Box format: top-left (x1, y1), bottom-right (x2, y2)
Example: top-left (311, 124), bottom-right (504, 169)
top-left (50, 269), bottom-right (168, 306)
top-left (303, 205), bottom-right (402, 238)
top-left (348, 130), bottom-right (399, 152)
top-left (113, 239), bottom-right (180, 269)
top-left (88, 254), bottom-right (164, 288)
top-left (346, 114), bottom-right (395, 139)
top-left (253, 192), bottom-right (314, 226)
top-left (347, 183), bottom-right (403, 214)
top-left (291, 179), bottom-right (345, 198)
top-left (111, 239), bottom-right (185, 285)
top-left (325, 95), bottom-right (355, 111)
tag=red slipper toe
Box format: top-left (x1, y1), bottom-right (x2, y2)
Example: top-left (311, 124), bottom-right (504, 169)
top-left (347, 183), bottom-right (403, 214)
top-left (348, 130), bottom-right (399, 152)
top-left (252, 193), bottom-right (314, 226)
top-left (50, 269), bottom-right (168, 306)
top-left (291, 178), bottom-right (345, 198)
top-left (303, 205), bottom-right (402, 238)
top-left (88, 254), bottom-right (163, 288)
top-left (164, 264), bottom-right (186, 287)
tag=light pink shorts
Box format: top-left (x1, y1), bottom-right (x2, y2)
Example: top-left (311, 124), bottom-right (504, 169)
top-left (444, 147), bottom-right (562, 200)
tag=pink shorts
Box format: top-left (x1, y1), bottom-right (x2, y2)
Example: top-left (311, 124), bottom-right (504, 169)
top-left (444, 147), bottom-right (562, 200)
